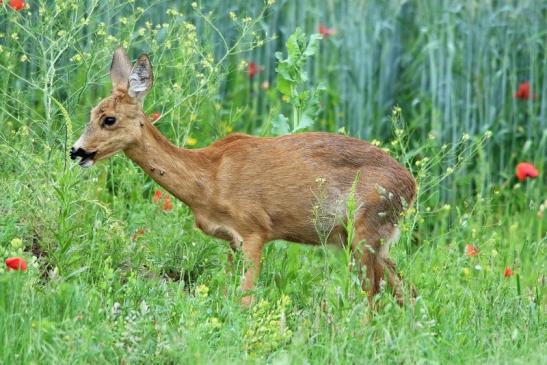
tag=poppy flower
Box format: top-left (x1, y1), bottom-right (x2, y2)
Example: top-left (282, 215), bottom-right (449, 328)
top-left (515, 162), bottom-right (539, 182)
top-left (1, 0), bottom-right (25, 11)
top-left (5, 257), bottom-right (27, 271)
top-left (465, 244), bottom-right (479, 257)
top-left (162, 195), bottom-right (173, 211)
top-left (247, 62), bottom-right (262, 80)
top-left (514, 81), bottom-right (531, 100)
top-left (503, 267), bottom-right (513, 278)
top-left (150, 112), bottom-right (161, 123)
top-left (152, 190), bottom-right (162, 203)
top-left (318, 24), bottom-right (336, 38)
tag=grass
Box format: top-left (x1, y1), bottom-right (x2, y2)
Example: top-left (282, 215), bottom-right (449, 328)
top-left (0, 0), bottom-right (545, 363)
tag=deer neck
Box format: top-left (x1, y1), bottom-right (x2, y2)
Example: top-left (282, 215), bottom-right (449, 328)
top-left (124, 123), bottom-right (210, 208)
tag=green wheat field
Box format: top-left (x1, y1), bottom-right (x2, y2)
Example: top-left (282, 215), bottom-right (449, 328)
top-left (1, 0), bottom-right (545, 363)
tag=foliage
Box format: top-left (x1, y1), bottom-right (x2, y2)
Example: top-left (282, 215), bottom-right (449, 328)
top-left (0, 0), bottom-right (545, 364)
top-left (273, 27), bottom-right (324, 134)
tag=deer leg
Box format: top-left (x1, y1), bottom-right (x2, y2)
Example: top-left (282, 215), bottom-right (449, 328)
top-left (352, 222), bottom-right (398, 306)
top-left (240, 235), bottom-right (264, 307)
top-left (354, 220), bottom-right (411, 306)
top-left (380, 257), bottom-right (404, 305)
top-left (351, 236), bottom-right (380, 306)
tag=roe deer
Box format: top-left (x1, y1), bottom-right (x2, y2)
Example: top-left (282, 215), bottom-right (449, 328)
top-left (70, 48), bottom-right (417, 306)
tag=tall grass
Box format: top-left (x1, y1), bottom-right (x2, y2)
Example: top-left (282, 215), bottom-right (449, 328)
top-left (0, 0), bottom-right (545, 363)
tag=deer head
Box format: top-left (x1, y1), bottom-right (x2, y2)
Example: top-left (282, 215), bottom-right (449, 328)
top-left (70, 48), bottom-right (154, 167)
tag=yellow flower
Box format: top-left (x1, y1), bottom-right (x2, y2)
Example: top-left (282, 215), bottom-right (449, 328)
top-left (462, 268), bottom-right (471, 277)
top-left (11, 238), bottom-right (23, 249)
top-left (186, 137), bottom-right (197, 146)
top-left (209, 317), bottom-right (221, 329)
top-left (195, 284), bottom-right (209, 297)
top-left (70, 54), bottom-right (82, 63)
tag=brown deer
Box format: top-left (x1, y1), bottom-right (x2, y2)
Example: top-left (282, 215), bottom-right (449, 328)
top-left (70, 48), bottom-right (417, 306)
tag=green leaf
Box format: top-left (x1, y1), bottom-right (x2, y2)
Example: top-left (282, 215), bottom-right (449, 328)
top-left (272, 113), bottom-right (290, 135)
top-left (304, 33), bottom-right (322, 57)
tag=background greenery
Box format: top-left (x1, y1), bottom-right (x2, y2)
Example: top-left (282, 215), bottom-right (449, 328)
top-left (0, 0), bottom-right (545, 363)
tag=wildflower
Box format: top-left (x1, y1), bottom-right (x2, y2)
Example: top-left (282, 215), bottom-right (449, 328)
top-left (514, 81), bottom-right (532, 100)
top-left (1, 0), bottom-right (25, 11)
top-left (260, 81), bottom-right (270, 91)
top-left (150, 112), bottom-right (161, 123)
top-left (152, 190), bottom-right (162, 203)
top-left (318, 24), bottom-right (336, 38)
top-left (195, 284), bottom-right (209, 297)
top-left (465, 244), bottom-right (479, 257)
top-left (131, 228), bottom-right (146, 241)
top-left (186, 136), bottom-right (197, 146)
top-left (247, 62), bottom-right (262, 80)
top-left (20, 54), bottom-right (28, 62)
top-left (462, 267), bottom-right (471, 277)
top-left (515, 162), bottom-right (539, 182)
top-left (209, 317), bottom-right (221, 329)
top-left (504, 267), bottom-right (513, 278)
top-left (5, 257), bottom-right (27, 271)
top-left (70, 54), bottom-right (82, 63)
top-left (10, 238), bottom-right (22, 249)
top-left (162, 195), bottom-right (173, 211)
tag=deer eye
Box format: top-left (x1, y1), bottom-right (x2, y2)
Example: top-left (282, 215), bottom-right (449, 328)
top-left (103, 116), bottom-right (116, 126)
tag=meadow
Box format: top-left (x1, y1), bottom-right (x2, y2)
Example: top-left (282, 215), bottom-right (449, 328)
top-left (0, 0), bottom-right (545, 363)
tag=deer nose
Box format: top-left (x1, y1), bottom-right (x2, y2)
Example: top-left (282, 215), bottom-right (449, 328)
top-left (70, 147), bottom-right (96, 161)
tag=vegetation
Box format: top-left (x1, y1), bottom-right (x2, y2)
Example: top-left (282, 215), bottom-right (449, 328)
top-left (0, 0), bottom-right (545, 363)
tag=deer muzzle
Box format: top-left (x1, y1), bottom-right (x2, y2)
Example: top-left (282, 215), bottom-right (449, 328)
top-left (70, 147), bottom-right (97, 168)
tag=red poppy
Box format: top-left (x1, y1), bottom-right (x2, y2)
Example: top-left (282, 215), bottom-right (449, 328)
top-left (5, 257), bottom-right (27, 271)
top-left (503, 267), bottom-right (513, 278)
top-left (152, 190), bottom-right (162, 203)
top-left (465, 244), bottom-right (479, 257)
top-left (515, 162), bottom-right (539, 182)
top-left (1, 0), bottom-right (25, 11)
top-left (515, 81), bottom-right (532, 100)
top-left (247, 62), bottom-right (262, 80)
top-left (318, 24), bottom-right (336, 38)
top-left (150, 112), bottom-right (161, 123)
top-left (162, 195), bottom-right (173, 211)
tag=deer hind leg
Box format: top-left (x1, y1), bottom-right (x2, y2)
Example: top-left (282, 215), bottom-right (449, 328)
top-left (353, 221), bottom-right (405, 306)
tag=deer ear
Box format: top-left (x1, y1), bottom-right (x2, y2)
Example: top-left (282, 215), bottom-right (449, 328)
top-left (110, 47), bottom-right (132, 90)
top-left (128, 54), bottom-right (153, 103)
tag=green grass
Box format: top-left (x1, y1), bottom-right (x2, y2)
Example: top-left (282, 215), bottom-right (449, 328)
top-left (0, 0), bottom-right (545, 363)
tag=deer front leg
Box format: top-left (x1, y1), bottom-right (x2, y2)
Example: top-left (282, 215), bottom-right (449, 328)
top-left (240, 235), bottom-right (264, 307)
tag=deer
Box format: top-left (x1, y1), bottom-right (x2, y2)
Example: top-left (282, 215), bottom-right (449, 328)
top-left (70, 48), bottom-right (417, 307)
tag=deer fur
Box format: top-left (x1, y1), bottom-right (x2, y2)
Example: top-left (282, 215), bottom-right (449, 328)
top-left (71, 48), bottom-right (417, 306)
